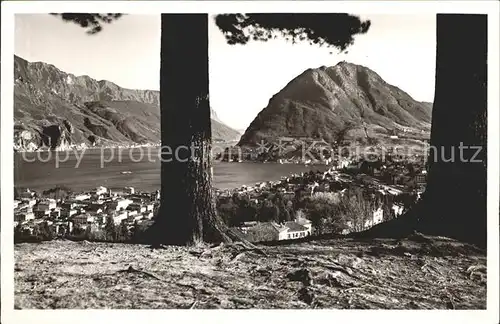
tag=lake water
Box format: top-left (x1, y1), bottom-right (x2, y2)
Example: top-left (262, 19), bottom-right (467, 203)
top-left (14, 148), bottom-right (327, 193)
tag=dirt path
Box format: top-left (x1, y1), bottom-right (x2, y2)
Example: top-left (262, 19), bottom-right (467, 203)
top-left (14, 236), bottom-right (486, 309)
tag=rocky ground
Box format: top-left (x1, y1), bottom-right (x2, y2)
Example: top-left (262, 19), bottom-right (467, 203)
top-left (14, 234), bottom-right (486, 309)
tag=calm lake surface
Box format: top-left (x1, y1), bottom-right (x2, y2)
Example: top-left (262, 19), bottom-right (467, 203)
top-left (15, 148), bottom-right (328, 192)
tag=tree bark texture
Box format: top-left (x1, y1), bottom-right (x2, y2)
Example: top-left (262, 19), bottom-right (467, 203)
top-left (350, 14), bottom-right (488, 248)
top-left (149, 14), bottom-right (231, 246)
top-left (417, 14), bottom-right (487, 247)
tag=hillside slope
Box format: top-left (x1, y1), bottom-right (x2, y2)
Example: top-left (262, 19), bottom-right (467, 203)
top-left (15, 235), bottom-right (485, 309)
top-left (238, 62), bottom-right (432, 146)
top-left (13, 55), bottom-right (240, 151)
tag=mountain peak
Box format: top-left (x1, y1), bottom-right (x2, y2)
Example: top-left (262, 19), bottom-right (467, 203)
top-left (238, 63), bottom-right (432, 146)
top-left (14, 56), bottom-right (241, 150)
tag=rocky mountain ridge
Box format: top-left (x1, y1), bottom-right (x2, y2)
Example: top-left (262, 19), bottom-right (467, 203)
top-left (238, 61), bottom-right (432, 147)
top-left (13, 55), bottom-right (241, 151)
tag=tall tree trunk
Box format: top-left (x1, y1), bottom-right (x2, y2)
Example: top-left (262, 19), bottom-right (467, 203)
top-left (416, 14), bottom-right (487, 247)
top-left (149, 14), bottom-right (231, 246)
top-left (352, 14), bottom-right (487, 248)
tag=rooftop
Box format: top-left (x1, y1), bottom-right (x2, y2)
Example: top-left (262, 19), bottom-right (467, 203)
top-left (284, 221), bottom-right (308, 233)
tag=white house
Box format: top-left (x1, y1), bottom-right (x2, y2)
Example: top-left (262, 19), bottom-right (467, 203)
top-left (128, 213), bottom-right (143, 222)
top-left (142, 211), bottom-right (154, 220)
top-left (62, 202), bottom-right (77, 210)
top-left (36, 199), bottom-right (57, 211)
top-left (373, 207), bottom-right (384, 225)
top-left (113, 211), bottom-right (129, 224)
top-left (283, 221), bottom-right (311, 240)
top-left (74, 194), bottom-right (91, 201)
top-left (95, 186), bottom-right (108, 195)
top-left (61, 209), bottom-right (77, 218)
top-left (124, 187), bottom-right (135, 195)
top-left (275, 224), bottom-right (291, 240)
top-left (14, 211), bottom-right (35, 222)
top-left (34, 209), bottom-right (50, 219)
top-left (128, 203), bottom-right (146, 213)
top-left (296, 217), bottom-right (313, 233)
top-left (21, 198), bottom-right (37, 208)
top-left (19, 189), bottom-right (35, 199)
top-left (241, 219), bottom-right (313, 242)
top-left (107, 198), bottom-right (133, 211)
top-left (364, 206), bottom-right (384, 228)
top-left (71, 214), bottom-right (95, 226)
top-left (50, 207), bottom-right (61, 219)
top-left (392, 203), bottom-right (404, 218)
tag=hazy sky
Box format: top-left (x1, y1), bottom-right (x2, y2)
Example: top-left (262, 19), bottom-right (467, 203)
top-left (15, 14), bottom-right (436, 130)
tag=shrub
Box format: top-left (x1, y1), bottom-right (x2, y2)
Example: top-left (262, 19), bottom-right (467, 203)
top-left (33, 222), bottom-right (55, 241)
top-left (14, 224), bottom-right (39, 243)
top-left (305, 194), bottom-right (346, 235)
top-left (257, 200), bottom-right (280, 223)
top-left (303, 189), bottom-right (382, 235)
top-left (306, 200), bottom-right (343, 235)
top-left (311, 192), bottom-right (340, 204)
top-left (117, 222), bottom-right (131, 242)
top-left (293, 187), bottom-right (308, 210)
top-left (367, 137), bottom-right (379, 145)
top-left (104, 216), bottom-right (118, 241)
top-left (338, 193), bottom-right (374, 232)
top-left (130, 220), bottom-right (154, 243)
top-left (87, 229), bottom-right (106, 241)
top-left (218, 201), bottom-right (238, 226)
top-left (217, 194), bottom-right (260, 226)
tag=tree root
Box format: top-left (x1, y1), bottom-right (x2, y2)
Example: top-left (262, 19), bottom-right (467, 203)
top-left (117, 265), bottom-right (164, 281)
top-left (199, 242), bottom-right (224, 258)
top-left (145, 211), bottom-right (268, 258)
top-left (466, 264), bottom-right (487, 282)
top-left (229, 251), bottom-right (247, 263)
top-left (117, 265), bottom-right (203, 293)
top-left (223, 228), bottom-right (268, 256)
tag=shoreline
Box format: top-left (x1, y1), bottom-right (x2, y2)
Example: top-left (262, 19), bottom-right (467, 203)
top-left (14, 144), bottom-right (162, 153)
top-left (14, 163), bottom-right (332, 195)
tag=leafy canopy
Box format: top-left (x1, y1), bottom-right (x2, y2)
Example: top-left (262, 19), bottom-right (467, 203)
top-left (53, 13), bottom-right (371, 52)
top-left (214, 13), bottom-right (371, 51)
top-left (50, 13), bottom-right (124, 34)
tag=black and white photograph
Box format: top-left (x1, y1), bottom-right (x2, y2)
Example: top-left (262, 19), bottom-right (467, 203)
top-left (1, 1), bottom-right (499, 323)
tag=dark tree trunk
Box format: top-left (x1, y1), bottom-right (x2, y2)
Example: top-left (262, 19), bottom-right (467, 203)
top-left (352, 14), bottom-right (487, 248)
top-left (149, 14), bottom-right (231, 246)
top-left (416, 14), bottom-right (487, 247)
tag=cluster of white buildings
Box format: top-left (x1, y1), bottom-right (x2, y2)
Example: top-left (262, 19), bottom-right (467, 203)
top-left (14, 186), bottom-right (160, 236)
top-left (220, 165), bottom-right (410, 241)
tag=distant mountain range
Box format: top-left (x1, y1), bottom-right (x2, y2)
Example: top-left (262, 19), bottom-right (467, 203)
top-left (13, 55), bottom-right (241, 151)
top-left (13, 55), bottom-right (432, 152)
top-left (238, 61), bottom-right (432, 147)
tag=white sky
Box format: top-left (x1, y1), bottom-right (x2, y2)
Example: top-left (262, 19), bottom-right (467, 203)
top-left (15, 14), bottom-right (436, 130)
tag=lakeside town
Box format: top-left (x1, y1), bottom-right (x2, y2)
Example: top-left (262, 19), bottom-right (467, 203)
top-left (216, 135), bottom-right (430, 164)
top-left (14, 146), bottom-right (428, 243)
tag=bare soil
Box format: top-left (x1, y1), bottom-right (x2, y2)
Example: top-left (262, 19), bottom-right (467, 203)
top-left (14, 234), bottom-right (486, 309)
